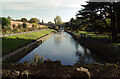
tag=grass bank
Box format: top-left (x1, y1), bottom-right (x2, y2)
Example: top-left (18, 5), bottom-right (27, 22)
top-left (2, 29), bottom-right (55, 56)
top-left (68, 31), bottom-right (120, 63)
top-left (73, 30), bottom-right (120, 46)
top-left (74, 31), bottom-right (110, 40)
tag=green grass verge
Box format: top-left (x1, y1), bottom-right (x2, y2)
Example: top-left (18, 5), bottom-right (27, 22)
top-left (112, 43), bottom-right (120, 46)
top-left (74, 30), bottom-right (109, 38)
top-left (73, 30), bottom-right (113, 42)
top-left (2, 29), bottom-right (55, 56)
top-left (73, 30), bottom-right (120, 46)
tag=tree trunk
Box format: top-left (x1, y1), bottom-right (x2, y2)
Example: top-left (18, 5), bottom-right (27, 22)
top-left (111, 11), bottom-right (117, 42)
top-left (110, 2), bottom-right (119, 42)
top-left (117, 13), bottom-right (120, 34)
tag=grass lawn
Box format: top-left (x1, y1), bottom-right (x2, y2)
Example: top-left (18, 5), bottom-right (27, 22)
top-left (73, 30), bottom-right (113, 43)
top-left (112, 43), bottom-right (120, 46)
top-left (73, 30), bottom-right (120, 46)
top-left (74, 30), bottom-right (109, 38)
top-left (2, 29), bottom-right (55, 56)
top-left (74, 30), bottom-right (97, 36)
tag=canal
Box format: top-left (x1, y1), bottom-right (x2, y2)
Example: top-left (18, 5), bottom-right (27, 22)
top-left (18, 32), bottom-right (97, 65)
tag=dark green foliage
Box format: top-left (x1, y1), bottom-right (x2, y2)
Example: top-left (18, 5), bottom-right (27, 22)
top-left (76, 2), bottom-right (120, 42)
top-left (48, 21), bottom-right (52, 24)
top-left (54, 16), bottom-right (62, 25)
top-left (1, 17), bottom-right (11, 28)
top-left (29, 18), bottom-right (39, 23)
top-left (31, 53), bottom-right (44, 65)
top-left (3, 25), bottom-right (11, 31)
top-left (65, 18), bottom-right (81, 31)
top-left (42, 20), bottom-right (44, 23)
top-left (65, 1), bottom-right (120, 42)
top-left (18, 24), bottom-right (23, 29)
top-left (21, 18), bottom-right (28, 23)
top-left (22, 23), bottom-right (28, 28)
top-left (7, 16), bottom-right (12, 20)
top-left (13, 28), bottom-right (19, 33)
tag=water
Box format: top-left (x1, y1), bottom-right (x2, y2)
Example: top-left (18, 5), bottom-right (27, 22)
top-left (18, 32), bottom-right (97, 65)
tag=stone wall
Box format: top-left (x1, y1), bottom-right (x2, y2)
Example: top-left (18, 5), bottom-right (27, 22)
top-left (10, 21), bottom-right (47, 29)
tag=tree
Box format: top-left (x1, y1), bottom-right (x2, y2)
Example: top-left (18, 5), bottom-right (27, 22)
top-left (32, 23), bottom-right (37, 28)
top-left (22, 23), bottom-right (28, 28)
top-left (69, 18), bottom-right (75, 31)
top-left (21, 18), bottom-right (28, 23)
top-left (48, 21), bottom-right (52, 24)
top-left (29, 18), bottom-right (39, 23)
top-left (54, 16), bottom-right (62, 25)
top-left (18, 24), bottom-right (23, 29)
top-left (42, 20), bottom-right (44, 23)
top-left (64, 18), bottom-right (81, 31)
top-left (1, 17), bottom-right (11, 28)
top-left (76, 1), bottom-right (120, 41)
top-left (7, 16), bottom-right (12, 20)
top-left (3, 25), bottom-right (11, 31)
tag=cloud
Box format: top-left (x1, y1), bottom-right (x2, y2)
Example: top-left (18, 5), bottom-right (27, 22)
top-left (2, 0), bottom-right (87, 11)
top-left (2, 0), bottom-right (88, 2)
top-left (2, 3), bottom-right (34, 10)
top-left (2, 0), bottom-right (88, 22)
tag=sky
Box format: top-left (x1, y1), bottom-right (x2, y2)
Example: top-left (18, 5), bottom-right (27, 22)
top-left (1, 0), bottom-right (88, 23)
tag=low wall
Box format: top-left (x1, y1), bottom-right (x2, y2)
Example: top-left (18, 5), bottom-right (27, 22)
top-left (2, 32), bottom-right (54, 63)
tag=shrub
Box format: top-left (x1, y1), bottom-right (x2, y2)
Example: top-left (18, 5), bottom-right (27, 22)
top-left (30, 53), bottom-right (44, 65)
top-left (2, 25), bottom-right (12, 34)
top-left (21, 18), bottom-right (28, 23)
top-left (55, 26), bottom-right (59, 30)
top-left (29, 18), bottom-right (39, 23)
top-left (21, 28), bottom-right (28, 32)
top-left (65, 27), bottom-right (70, 30)
top-left (22, 23), bottom-right (28, 28)
top-left (3, 25), bottom-right (11, 31)
top-left (32, 23), bottom-right (37, 29)
top-left (18, 24), bottom-right (23, 29)
top-left (13, 24), bottom-right (16, 28)
top-left (13, 28), bottom-right (19, 33)
top-left (6, 31), bottom-right (11, 34)
top-left (0, 25), bottom-right (2, 35)
top-left (28, 27), bottom-right (35, 31)
top-left (41, 26), bottom-right (48, 29)
top-left (1, 17), bottom-right (11, 28)
top-left (2, 29), bottom-right (6, 35)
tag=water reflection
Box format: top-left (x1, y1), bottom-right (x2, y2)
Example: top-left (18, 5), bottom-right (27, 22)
top-left (54, 32), bottom-right (62, 45)
top-left (74, 40), bottom-right (96, 64)
top-left (18, 32), bottom-right (97, 65)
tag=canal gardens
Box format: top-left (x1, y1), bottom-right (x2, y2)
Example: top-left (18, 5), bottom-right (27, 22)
top-left (1, 16), bottom-right (120, 78)
top-left (2, 30), bottom-right (120, 78)
top-left (1, 1), bottom-right (120, 78)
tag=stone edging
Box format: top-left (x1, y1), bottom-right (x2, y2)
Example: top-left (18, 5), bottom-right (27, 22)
top-left (2, 32), bottom-right (54, 62)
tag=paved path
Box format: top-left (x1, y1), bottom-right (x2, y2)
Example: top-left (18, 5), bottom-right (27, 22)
top-left (0, 29), bottom-right (49, 37)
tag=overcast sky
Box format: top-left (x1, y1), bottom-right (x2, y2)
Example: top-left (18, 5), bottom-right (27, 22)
top-left (1, 0), bottom-right (88, 23)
